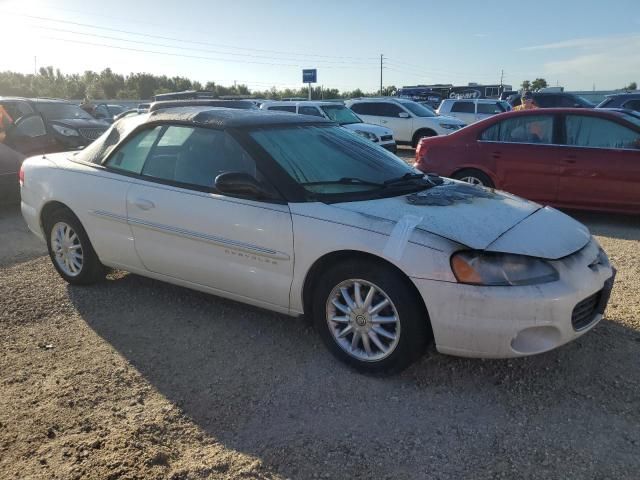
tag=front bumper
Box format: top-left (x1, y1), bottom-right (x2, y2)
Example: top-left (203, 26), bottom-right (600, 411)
top-left (412, 241), bottom-right (615, 358)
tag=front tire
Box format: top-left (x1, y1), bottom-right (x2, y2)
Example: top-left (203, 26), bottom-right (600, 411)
top-left (412, 129), bottom-right (437, 148)
top-left (312, 260), bottom-right (432, 374)
top-left (44, 208), bottom-right (105, 285)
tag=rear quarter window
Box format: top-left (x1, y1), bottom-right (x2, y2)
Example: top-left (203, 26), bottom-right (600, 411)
top-left (451, 102), bottom-right (475, 113)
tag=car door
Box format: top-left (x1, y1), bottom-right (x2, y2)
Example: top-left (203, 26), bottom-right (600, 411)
top-left (476, 113), bottom-right (562, 202)
top-left (3, 113), bottom-right (55, 155)
top-left (0, 143), bottom-right (24, 203)
top-left (557, 114), bottom-right (640, 211)
top-left (373, 103), bottom-right (413, 143)
top-left (117, 124), bottom-right (294, 311)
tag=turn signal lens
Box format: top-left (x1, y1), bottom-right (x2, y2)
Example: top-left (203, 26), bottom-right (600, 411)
top-left (450, 251), bottom-right (559, 286)
top-left (19, 164), bottom-right (25, 187)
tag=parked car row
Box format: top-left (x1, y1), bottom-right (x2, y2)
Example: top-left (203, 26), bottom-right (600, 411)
top-left (260, 100), bottom-right (397, 152)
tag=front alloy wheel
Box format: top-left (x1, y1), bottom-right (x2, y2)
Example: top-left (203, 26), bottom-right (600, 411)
top-left (313, 261), bottom-right (432, 373)
top-left (326, 279), bottom-right (401, 362)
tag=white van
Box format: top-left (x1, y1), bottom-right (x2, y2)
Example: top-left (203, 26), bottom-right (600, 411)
top-left (437, 98), bottom-right (511, 125)
top-left (260, 101), bottom-right (397, 152)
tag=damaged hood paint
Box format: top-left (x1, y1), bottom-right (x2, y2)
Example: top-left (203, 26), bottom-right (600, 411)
top-left (333, 185), bottom-right (589, 259)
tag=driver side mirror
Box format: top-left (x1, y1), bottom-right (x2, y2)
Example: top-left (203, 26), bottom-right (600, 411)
top-left (398, 112), bottom-right (410, 118)
top-left (215, 172), bottom-right (273, 200)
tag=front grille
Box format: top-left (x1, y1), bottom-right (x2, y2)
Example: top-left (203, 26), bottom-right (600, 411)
top-left (381, 135), bottom-right (393, 142)
top-left (79, 128), bottom-right (107, 140)
top-left (571, 289), bottom-right (602, 330)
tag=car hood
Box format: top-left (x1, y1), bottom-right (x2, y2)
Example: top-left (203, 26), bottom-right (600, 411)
top-left (342, 123), bottom-right (393, 137)
top-left (332, 184), bottom-right (589, 260)
top-left (50, 118), bottom-right (110, 129)
top-left (435, 114), bottom-right (466, 125)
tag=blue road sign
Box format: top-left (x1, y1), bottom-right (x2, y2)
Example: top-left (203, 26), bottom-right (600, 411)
top-left (302, 69), bottom-right (317, 83)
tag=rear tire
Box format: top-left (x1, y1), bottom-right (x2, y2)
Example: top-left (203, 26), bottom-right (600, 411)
top-left (44, 208), bottom-right (105, 285)
top-left (452, 168), bottom-right (495, 188)
top-left (312, 260), bottom-right (432, 374)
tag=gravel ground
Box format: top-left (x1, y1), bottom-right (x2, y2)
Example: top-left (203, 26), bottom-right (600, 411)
top-left (0, 203), bottom-right (639, 480)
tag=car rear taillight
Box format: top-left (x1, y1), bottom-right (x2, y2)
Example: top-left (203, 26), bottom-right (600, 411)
top-left (415, 138), bottom-right (431, 165)
top-left (19, 164), bottom-right (25, 187)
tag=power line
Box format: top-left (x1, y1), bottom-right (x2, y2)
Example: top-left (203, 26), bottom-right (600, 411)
top-left (30, 24), bottom-right (378, 66)
top-left (4, 11), bottom-right (379, 61)
top-left (37, 35), bottom-right (380, 71)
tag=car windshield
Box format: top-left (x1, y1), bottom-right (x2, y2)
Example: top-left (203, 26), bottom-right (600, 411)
top-left (399, 101), bottom-right (436, 117)
top-left (249, 125), bottom-right (422, 199)
top-left (35, 103), bottom-right (94, 120)
top-left (320, 105), bottom-right (362, 125)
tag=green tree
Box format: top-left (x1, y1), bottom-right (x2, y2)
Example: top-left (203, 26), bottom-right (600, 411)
top-left (530, 78), bottom-right (548, 91)
top-left (624, 81), bottom-right (637, 90)
top-left (521, 80), bottom-right (531, 91)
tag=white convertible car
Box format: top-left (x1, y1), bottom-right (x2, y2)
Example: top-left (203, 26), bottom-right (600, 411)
top-left (20, 107), bottom-right (615, 373)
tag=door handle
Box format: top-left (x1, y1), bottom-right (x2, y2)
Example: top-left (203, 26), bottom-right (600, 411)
top-left (491, 151), bottom-right (501, 159)
top-left (133, 198), bottom-right (155, 210)
top-left (381, 120), bottom-right (388, 124)
top-left (563, 155), bottom-right (577, 164)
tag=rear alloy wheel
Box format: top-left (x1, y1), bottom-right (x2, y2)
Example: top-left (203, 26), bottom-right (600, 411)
top-left (51, 222), bottom-right (84, 277)
top-left (313, 261), bottom-right (431, 373)
top-left (44, 208), bottom-right (105, 285)
top-left (452, 169), bottom-right (494, 188)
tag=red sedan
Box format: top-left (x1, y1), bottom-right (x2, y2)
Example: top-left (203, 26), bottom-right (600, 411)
top-left (414, 108), bottom-right (640, 214)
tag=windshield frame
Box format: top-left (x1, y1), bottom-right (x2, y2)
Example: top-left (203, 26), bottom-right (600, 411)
top-left (34, 102), bottom-right (95, 121)
top-left (239, 124), bottom-right (429, 204)
top-left (398, 100), bottom-right (437, 117)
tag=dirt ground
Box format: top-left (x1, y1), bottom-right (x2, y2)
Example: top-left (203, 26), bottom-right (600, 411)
top-left (0, 201), bottom-right (639, 480)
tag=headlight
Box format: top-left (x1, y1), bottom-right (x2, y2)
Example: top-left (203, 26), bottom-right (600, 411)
top-left (52, 124), bottom-right (79, 136)
top-left (354, 130), bottom-right (377, 141)
top-left (450, 251), bottom-right (558, 286)
top-left (439, 123), bottom-right (461, 130)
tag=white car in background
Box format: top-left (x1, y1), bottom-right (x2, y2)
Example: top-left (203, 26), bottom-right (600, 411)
top-left (260, 100), bottom-right (396, 152)
top-left (20, 108), bottom-right (615, 373)
top-left (345, 97), bottom-right (466, 147)
top-left (437, 98), bottom-right (512, 125)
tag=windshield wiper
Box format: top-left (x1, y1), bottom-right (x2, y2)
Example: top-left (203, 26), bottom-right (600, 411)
top-left (383, 172), bottom-right (426, 186)
top-left (301, 177), bottom-right (384, 187)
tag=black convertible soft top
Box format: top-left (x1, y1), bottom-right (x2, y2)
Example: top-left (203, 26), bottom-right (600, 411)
top-left (75, 106), bottom-right (333, 165)
top-left (148, 106), bottom-right (332, 128)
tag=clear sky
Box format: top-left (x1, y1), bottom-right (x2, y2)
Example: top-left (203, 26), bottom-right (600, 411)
top-left (1, 0), bottom-right (639, 92)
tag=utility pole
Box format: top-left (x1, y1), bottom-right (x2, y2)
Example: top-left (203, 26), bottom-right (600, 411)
top-left (499, 69), bottom-right (504, 87)
top-left (34, 56), bottom-right (37, 75)
top-left (380, 54), bottom-right (383, 96)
